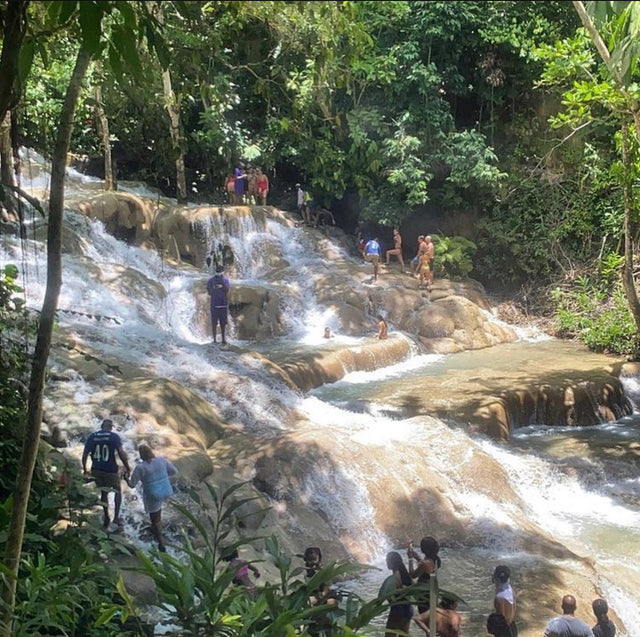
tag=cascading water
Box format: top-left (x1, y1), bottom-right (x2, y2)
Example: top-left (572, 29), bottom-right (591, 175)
top-left (2, 152), bottom-right (640, 635)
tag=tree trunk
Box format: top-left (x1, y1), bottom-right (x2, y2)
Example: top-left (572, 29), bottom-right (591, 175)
top-left (0, 46), bottom-right (91, 637)
top-left (0, 112), bottom-right (15, 186)
top-left (620, 126), bottom-right (640, 333)
top-left (0, 110), bottom-right (20, 223)
top-left (162, 68), bottom-right (188, 204)
top-left (94, 81), bottom-right (115, 190)
top-left (0, 0), bottom-right (29, 124)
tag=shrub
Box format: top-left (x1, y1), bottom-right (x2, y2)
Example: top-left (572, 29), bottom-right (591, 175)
top-left (432, 235), bottom-right (477, 280)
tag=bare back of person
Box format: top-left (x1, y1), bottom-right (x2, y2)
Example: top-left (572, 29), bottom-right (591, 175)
top-left (414, 605), bottom-right (461, 637)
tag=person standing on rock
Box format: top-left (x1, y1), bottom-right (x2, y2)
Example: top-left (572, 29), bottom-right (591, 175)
top-left (418, 250), bottom-right (431, 290)
top-left (207, 263), bottom-right (231, 345)
top-left (425, 235), bottom-right (435, 287)
top-left (492, 565), bottom-right (517, 637)
top-left (543, 595), bottom-right (594, 637)
top-left (127, 443), bottom-right (178, 552)
top-left (410, 235), bottom-right (428, 276)
top-left (364, 237), bottom-right (382, 281)
top-left (224, 173), bottom-right (235, 204)
top-left (408, 536), bottom-right (441, 614)
top-left (82, 418), bottom-right (131, 529)
top-left (386, 228), bottom-right (405, 272)
top-left (234, 163), bottom-right (246, 204)
top-left (257, 168), bottom-right (269, 205)
top-left (377, 315), bottom-right (389, 340)
top-left (380, 551), bottom-right (414, 637)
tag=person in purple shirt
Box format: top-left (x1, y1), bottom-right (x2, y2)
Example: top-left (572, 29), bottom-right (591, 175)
top-left (207, 263), bottom-right (231, 344)
top-left (82, 419), bottom-right (131, 528)
top-left (234, 163), bottom-right (246, 204)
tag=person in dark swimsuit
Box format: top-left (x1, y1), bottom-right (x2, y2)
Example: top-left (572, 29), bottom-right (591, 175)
top-left (592, 598), bottom-right (616, 637)
top-left (408, 536), bottom-right (441, 613)
top-left (381, 551), bottom-right (413, 637)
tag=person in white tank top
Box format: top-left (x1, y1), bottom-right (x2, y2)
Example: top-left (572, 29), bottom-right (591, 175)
top-left (493, 564), bottom-right (517, 637)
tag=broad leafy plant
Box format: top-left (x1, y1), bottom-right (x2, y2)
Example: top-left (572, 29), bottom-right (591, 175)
top-left (129, 481), bottom-right (400, 636)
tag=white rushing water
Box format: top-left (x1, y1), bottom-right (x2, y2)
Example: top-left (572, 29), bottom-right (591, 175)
top-left (2, 152), bottom-right (640, 635)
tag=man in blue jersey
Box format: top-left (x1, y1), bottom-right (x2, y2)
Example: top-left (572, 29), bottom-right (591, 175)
top-left (82, 419), bottom-right (131, 528)
top-left (364, 237), bottom-right (382, 281)
top-left (207, 263), bottom-right (231, 344)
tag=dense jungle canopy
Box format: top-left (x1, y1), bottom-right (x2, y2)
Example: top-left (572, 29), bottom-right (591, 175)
top-left (2, 0), bottom-right (639, 348)
top-left (4, 1), bottom-right (640, 635)
top-left (2, 2), bottom-right (638, 299)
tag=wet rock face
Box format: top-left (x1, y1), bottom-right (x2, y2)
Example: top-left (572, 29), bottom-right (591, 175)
top-left (478, 377), bottom-right (633, 440)
top-left (74, 195), bottom-right (518, 353)
top-left (75, 192), bottom-right (157, 244)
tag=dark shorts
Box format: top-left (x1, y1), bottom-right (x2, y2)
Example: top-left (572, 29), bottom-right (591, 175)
top-left (212, 306), bottom-right (228, 326)
top-left (91, 469), bottom-right (121, 492)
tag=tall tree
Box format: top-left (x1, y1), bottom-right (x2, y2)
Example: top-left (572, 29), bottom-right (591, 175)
top-left (0, 45), bottom-right (90, 634)
top-left (1, 1), bottom-right (169, 629)
top-left (0, 0), bottom-right (29, 122)
top-left (571, 0), bottom-right (640, 332)
top-left (94, 64), bottom-right (115, 190)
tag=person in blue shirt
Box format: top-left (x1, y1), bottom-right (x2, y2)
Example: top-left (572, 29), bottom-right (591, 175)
top-left (82, 419), bottom-right (131, 528)
top-left (207, 263), bottom-right (231, 344)
top-left (364, 237), bottom-right (382, 281)
top-left (127, 443), bottom-right (178, 552)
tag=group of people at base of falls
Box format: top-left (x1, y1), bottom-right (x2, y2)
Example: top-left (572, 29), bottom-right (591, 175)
top-left (79, 427), bottom-right (619, 637)
top-left (225, 161), bottom-right (270, 205)
top-left (82, 418), bottom-right (178, 552)
top-left (380, 537), bottom-right (617, 637)
top-left (358, 227), bottom-right (435, 289)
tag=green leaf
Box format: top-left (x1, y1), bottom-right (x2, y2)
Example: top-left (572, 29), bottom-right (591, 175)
top-left (114, 1), bottom-right (137, 30)
top-left (146, 24), bottom-right (171, 70)
top-left (107, 41), bottom-right (124, 83)
top-left (78, 1), bottom-right (103, 56)
top-left (112, 24), bottom-right (143, 81)
top-left (94, 606), bottom-right (117, 627)
top-left (18, 38), bottom-right (35, 83)
top-left (54, 0), bottom-right (78, 26)
top-left (35, 38), bottom-right (49, 70)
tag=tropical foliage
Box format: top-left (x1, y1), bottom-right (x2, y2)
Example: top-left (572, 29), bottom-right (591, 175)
top-left (4, 0), bottom-right (640, 632)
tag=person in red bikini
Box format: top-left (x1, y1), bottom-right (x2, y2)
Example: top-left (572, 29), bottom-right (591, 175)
top-left (256, 168), bottom-right (269, 205)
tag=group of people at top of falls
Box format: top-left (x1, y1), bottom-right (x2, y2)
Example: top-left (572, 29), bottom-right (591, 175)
top-left (225, 162), bottom-right (269, 205)
top-left (359, 228), bottom-right (435, 289)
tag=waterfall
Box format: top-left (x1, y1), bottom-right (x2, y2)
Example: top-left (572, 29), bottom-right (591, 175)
top-left (2, 151), bottom-right (640, 635)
